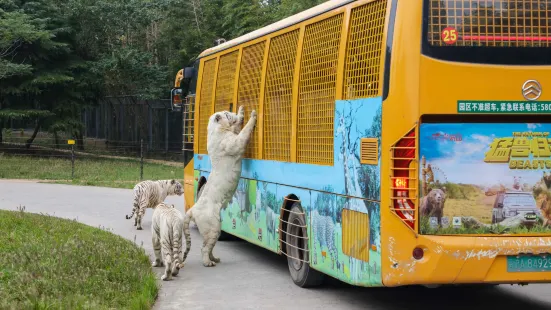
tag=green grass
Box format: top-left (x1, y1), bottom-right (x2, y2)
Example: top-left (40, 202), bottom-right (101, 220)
top-left (420, 182), bottom-right (551, 235)
top-left (0, 155), bottom-right (183, 189)
top-left (439, 182), bottom-right (482, 200)
top-left (420, 215), bottom-right (551, 235)
top-left (0, 208), bottom-right (158, 309)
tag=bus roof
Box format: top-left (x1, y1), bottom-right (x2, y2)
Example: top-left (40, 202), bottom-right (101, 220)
top-left (197, 0), bottom-right (355, 59)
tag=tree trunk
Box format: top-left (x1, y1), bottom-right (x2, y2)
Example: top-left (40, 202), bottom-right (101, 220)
top-left (25, 119), bottom-right (40, 149)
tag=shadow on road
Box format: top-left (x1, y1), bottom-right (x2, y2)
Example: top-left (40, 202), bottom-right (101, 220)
top-left (321, 283), bottom-right (548, 310)
top-left (222, 234), bottom-right (551, 310)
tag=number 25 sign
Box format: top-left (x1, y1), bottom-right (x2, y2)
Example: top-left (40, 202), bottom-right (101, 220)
top-left (441, 27), bottom-right (458, 45)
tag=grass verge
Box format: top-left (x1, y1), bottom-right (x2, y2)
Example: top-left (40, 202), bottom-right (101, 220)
top-left (0, 208), bottom-right (158, 309)
top-left (419, 215), bottom-right (551, 235)
top-left (0, 155), bottom-right (183, 189)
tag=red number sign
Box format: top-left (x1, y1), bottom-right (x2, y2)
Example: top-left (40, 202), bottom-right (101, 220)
top-left (441, 27), bottom-right (458, 45)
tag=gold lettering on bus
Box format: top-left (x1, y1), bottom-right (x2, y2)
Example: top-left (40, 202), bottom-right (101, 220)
top-left (484, 132), bottom-right (551, 169)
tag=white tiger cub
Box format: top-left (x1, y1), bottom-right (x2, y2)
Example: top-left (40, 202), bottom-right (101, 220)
top-left (125, 179), bottom-right (184, 230)
top-left (151, 202), bottom-right (185, 281)
top-left (182, 105), bottom-right (256, 267)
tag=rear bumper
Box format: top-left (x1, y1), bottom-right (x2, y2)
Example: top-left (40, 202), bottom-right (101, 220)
top-left (384, 235), bottom-right (551, 286)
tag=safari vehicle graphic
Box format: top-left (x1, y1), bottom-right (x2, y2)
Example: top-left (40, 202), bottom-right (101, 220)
top-left (492, 191), bottom-right (541, 224)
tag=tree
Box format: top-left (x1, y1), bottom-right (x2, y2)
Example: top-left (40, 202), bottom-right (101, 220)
top-left (1, 0), bottom-right (326, 147)
top-left (220, 0), bottom-right (273, 39)
top-left (0, 0), bottom-right (102, 149)
top-left (0, 6), bottom-right (55, 144)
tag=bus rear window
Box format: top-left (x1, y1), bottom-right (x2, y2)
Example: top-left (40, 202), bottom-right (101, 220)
top-left (422, 0), bottom-right (551, 65)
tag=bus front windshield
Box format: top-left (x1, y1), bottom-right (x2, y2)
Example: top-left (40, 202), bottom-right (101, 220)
top-left (422, 0), bottom-right (551, 65)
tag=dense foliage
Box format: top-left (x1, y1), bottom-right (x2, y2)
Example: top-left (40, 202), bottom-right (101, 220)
top-left (0, 0), bottom-right (325, 144)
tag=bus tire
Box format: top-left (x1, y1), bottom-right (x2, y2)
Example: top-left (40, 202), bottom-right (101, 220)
top-left (286, 203), bottom-right (324, 288)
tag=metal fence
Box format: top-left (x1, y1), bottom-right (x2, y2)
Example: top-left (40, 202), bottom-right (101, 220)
top-left (1, 96), bottom-right (188, 163)
top-left (0, 96), bottom-right (188, 187)
top-left (82, 96), bottom-right (184, 158)
top-left (0, 140), bottom-right (184, 188)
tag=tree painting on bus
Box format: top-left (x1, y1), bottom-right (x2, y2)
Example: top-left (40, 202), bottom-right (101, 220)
top-left (220, 179), bottom-right (283, 250)
top-left (194, 97), bottom-right (383, 286)
top-left (419, 123), bottom-right (551, 235)
top-left (310, 193), bottom-right (380, 286)
top-left (325, 98), bottom-right (382, 286)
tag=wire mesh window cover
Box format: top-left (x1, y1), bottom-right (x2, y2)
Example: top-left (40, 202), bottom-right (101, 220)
top-left (343, 0), bottom-right (388, 100)
top-left (427, 0), bottom-right (551, 47)
top-left (214, 51), bottom-right (239, 113)
top-left (263, 30), bottom-right (300, 162)
top-left (342, 208), bottom-right (370, 262)
top-left (297, 13), bottom-right (343, 166)
top-left (198, 59), bottom-right (216, 154)
top-left (237, 41), bottom-right (266, 159)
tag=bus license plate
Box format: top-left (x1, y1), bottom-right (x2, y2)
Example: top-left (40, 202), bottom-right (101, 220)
top-left (507, 255), bottom-right (551, 272)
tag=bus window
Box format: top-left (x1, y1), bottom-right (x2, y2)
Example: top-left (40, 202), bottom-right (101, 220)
top-left (422, 0), bottom-right (551, 65)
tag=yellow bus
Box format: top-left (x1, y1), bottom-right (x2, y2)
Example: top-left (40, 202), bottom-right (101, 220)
top-left (172, 0), bottom-right (551, 288)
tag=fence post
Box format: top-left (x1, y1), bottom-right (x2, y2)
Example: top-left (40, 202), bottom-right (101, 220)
top-left (165, 108), bottom-right (169, 154)
top-left (71, 144), bottom-right (75, 179)
top-left (148, 104), bottom-right (153, 150)
top-left (140, 139), bottom-right (144, 180)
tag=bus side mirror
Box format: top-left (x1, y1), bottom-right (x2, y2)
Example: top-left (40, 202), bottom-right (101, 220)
top-left (171, 88), bottom-right (183, 110)
top-left (183, 67), bottom-right (196, 80)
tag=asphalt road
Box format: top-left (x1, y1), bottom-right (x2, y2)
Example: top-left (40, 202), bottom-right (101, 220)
top-left (1, 180), bottom-right (551, 309)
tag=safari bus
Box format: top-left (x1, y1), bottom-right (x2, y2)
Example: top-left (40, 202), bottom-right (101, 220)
top-left (171, 0), bottom-right (551, 288)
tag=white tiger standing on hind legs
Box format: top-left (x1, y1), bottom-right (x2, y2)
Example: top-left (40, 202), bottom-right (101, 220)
top-left (125, 179), bottom-right (183, 230)
top-left (182, 105), bottom-right (256, 267)
top-left (151, 202), bottom-right (184, 281)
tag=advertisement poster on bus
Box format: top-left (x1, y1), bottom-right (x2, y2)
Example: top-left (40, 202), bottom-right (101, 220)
top-left (419, 123), bottom-right (551, 235)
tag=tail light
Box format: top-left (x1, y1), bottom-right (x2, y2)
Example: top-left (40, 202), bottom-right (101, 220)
top-left (174, 93), bottom-right (182, 103)
top-left (391, 129), bottom-right (417, 229)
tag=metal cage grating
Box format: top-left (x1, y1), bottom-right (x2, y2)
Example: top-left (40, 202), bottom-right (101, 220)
top-left (263, 30), bottom-right (300, 162)
top-left (183, 95), bottom-right (195, 145)
top-left (237, 42), bottom-right (266, 159)
top-left (342, 208), bottom-right (370, 262)
top-left (297, 13), bottom-right (344, 166)
top-left (198, 59), bottom-right (216, 154)
top-left (214, 51), bottom-right (239, 113)
top-left (428, 0), bottom-right (551, 47)
top-left (343, 0), bottom-right (387, 100)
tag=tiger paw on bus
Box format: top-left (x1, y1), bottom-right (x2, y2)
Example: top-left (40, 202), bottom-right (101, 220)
top-left (171, 0), bottom-right (551, 288)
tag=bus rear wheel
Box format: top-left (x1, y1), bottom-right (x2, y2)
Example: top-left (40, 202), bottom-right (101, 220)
top-left (285, 203), bottom-right (324, 287)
